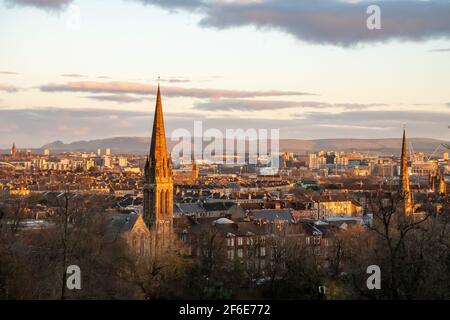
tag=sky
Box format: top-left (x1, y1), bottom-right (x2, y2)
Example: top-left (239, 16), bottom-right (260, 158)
top-left (0, 0), bottom-right (450, 148)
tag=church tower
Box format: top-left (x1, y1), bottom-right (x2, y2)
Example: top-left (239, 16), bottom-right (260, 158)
top-left (143, 84), bottom-right (174, 235)
top-left (399, 129), bottom-right (413, 215)
top-left (192, 160), bottom-right (199, 181)
top-left (11, 143), bottom-right (17, 158)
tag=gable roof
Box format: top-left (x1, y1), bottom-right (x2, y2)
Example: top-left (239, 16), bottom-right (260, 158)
top-left (109, 213), bottom-right (149, 237)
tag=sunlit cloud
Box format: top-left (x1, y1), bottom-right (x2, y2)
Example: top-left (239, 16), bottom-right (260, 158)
top-left (84, 94), bottom-right (146, 104)
top-left (194, 99), bottom-right (387, 111)
top-left (194, 99), bottom-right (300, 111)
top-left (40, 81), bottom-right (314, 98)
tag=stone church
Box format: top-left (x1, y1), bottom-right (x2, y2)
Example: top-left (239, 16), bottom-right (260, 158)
top-left (143, 84), bottom-right (174, 246)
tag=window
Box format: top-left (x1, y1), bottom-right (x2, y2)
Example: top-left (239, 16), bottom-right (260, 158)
top-left (227, 237), bottom-right (234, 247)
top-left (237, 248), bottom-right (243, 258)
top-left (237, 237), bottom-right (243, 246)
top-left (260, 247), bottom-right (266, 257)
top-left (159, 191), bottom-right (165, 216)
top-left (227, 249), bottom-right (234, 260)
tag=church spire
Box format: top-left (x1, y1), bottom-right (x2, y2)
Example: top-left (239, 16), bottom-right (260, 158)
top-left (399, 128), bottom-right (413, 214)
top-left (400, 129), bottom-right (409, 193)
top-left (149, 82), bottom-right (168, 165)
top-left (143, 83), bottom-right (173, 232)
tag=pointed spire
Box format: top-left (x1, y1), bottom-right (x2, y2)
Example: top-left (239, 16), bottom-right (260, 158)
top-left (149, 82), bottom-right (168, 162)
top-left (147, 82), bottom-right (172, 184)
top-left (400, 128), bottom-right (408, 191)
top-left (399, 128), bottom-right (412, 214)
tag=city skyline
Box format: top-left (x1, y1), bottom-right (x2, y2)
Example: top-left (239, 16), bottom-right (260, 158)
top-left (2, 1), bottom-right (450, 305)
top-left (1, 0), bottom-right (450, 147)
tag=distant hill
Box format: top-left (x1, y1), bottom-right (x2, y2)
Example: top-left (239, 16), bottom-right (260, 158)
top-left (36, 136), bottom-right (449, 155)
top-left (41, 137), bottom-right (151, 154)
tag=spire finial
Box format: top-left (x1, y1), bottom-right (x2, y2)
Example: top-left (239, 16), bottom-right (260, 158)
top-left (156, 76), bottom-right (161, 97)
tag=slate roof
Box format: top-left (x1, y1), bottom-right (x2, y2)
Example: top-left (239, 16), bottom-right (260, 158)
top-left (252, 209), bottom-right (293, 222)
top-left (203, 202), bottom-right (235, 212)
top-left (109, 213), bottom-right (139, 235)
top-left (175, 203), bottom-right (206, 215)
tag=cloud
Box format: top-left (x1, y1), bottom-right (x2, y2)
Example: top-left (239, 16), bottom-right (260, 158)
top-left (135, 0), bottom-right (450, 46)
top-left (3, 0), bottom-right (199, 11)
top-left (0, 84), bottom-right (19, 92)
top-left (40, 81), bottom-right (314, 98)
top-left (0, 106), bottom-right (205, 147)
top-left (297, 110), bottom-right (450, 126)
top-left (6, 0), bottom-right (450, 46)
top-left (284, 109), bottom-right (450, 139)
top-left (0, 107), bottom-right (150, 146)
top-left (202, 0), bottom-right (450, 46)
top-left (429, 48), bottom-right (450, 52)
top-left (160, 77), bottom-right (191, 83)
top-left (194, 99), bottom-right (386, 111)
top-left (293, 101), bottom-right (387, 110)
top-left (194, 99), bottom-right (299, 111)
top-left (60, 73), bottom-right (87, 78)
top-left (0, 70), bottom-right (19, 75)
top-left (85, 94), bottom-right (146, 103)
top-left (1, 107), bottom-right (449, 147)
top-left (4, 0), bottom-right (72, 10)
top-left (133, 0), bottom-right (204, 11)
top-left (315, 124), bottom-right (390, 131)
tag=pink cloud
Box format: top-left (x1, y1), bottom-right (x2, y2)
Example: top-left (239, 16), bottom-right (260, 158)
top-left (40, 81), bottom-right (314, 98)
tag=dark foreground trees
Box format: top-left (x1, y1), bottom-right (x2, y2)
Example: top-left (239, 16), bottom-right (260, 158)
top-left (1, 192), bottom-right (450, 299)
top-left (330, 193), bottom-right (450, 299)
top-left (0, 194), bottom-right (139, 299)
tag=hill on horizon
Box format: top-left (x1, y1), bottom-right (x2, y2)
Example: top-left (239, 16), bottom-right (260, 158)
top-left (32, 136), bottom-right (450, 155)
